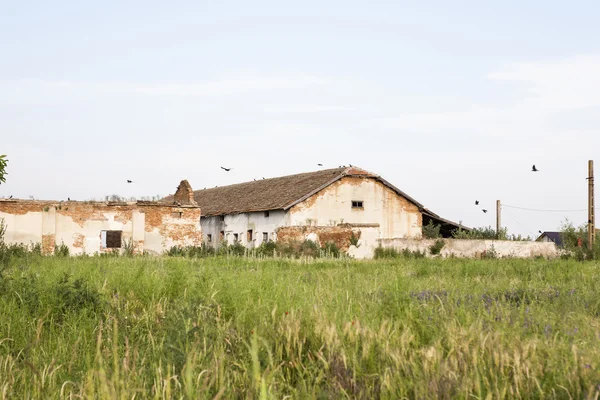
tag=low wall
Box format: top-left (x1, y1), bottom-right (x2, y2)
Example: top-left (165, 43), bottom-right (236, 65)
top-left (375, 238), bottom-right (559, 259)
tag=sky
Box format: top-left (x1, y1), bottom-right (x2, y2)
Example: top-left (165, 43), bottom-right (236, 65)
top-left (1, 0), bottom-right (600, 238)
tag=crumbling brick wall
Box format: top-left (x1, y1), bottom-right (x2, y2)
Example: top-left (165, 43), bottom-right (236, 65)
top-left (0, 198), bottom-right (202, 255)
top-left (173, 180), bottom-right (197, 206)
top-left (276, 225), bottom-right (362, 252)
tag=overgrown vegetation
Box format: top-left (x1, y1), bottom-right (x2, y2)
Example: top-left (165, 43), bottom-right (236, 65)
top-left (429, 239), bottom-right (445, 255)
top-left (0, 154), bottom-right (8, 184)
top-left (1, 256), bottom-right (599, 398)
top-left (374, 246), bottom-right (426, 259)
top-left (559, 219), bottom-right (600, 261)
top-left (422, 220), bottom-right (441, 239)
top-left (166, 239), bottom-right (343, 259)
top-left (452, 225), bottom-right (531, 241)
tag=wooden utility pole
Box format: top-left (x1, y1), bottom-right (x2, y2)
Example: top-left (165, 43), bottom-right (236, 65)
top-left (588, 160), bottom-right (595, 249)
top-left (496, 200), bottom-right (501, 238)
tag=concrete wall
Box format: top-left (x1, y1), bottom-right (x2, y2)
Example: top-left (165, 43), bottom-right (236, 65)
top-left (0, 200), bottom-right (201, 255)
top-left (376, 238), bottom-right (559, 259)
top-left (202, 210), bottom-right (287, 248)
top-left (288, 176), bottom-right (421, 239)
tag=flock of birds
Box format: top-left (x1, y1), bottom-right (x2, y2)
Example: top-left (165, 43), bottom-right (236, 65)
top-left (2, 164), bottom-right (542, 201)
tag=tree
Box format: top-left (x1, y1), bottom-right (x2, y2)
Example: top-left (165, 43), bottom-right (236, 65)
top-left (0, 154), bottom-right (7, 184)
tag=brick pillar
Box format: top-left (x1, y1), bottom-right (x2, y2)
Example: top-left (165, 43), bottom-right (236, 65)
top-left (174, 180), bottom-right (197, 206)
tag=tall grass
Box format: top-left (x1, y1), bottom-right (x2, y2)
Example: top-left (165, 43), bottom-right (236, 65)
top-left (1, 255), bottom-right (600, 398)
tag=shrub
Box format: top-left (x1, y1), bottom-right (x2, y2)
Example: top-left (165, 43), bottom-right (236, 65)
top-left (122, 238), bottom-right (135, 257)
top-left (374, 246), bottom-right (426, 259)
top-left (54, 242), bottom-right (70, 257)
top-left (321, 241), bottom-right (340, 257)
top-left (422, 221), bottom-right (441, 239)
top-left (256, 240), bottom-right (277, 257)
top-left (349, 231), bottom-right (360, 247)
top-left (429, 239), bottom-right (445, 255)
top-left (481, 245), bottom-right (498, 259)
top-left (55, 273), bottom-right (103, 315)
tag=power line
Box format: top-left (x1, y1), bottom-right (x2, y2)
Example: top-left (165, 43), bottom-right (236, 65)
top-left (502, 208), bottom-right (538, 239)
top-left (502, 204), bottom-right (590, 213)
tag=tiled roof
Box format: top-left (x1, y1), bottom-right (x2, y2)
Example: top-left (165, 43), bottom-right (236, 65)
top-left (164, 166), bottom-right (424, 216)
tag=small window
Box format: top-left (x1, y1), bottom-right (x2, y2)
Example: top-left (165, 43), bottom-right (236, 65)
top-left (233, 233), bottom-right (239, 242)
top-left (101, 230), bottom-right (122, 249)
top-left (264, 211), bottom-right (270, 218)
top-left (247, 229), bottom-right (253, 241)
top-left (351, 201), bottom-right (364, 209)
top-left (220, 231), bottom-right (225, 241)
top-left (219, 215), bottom-right (225, 222)
top-left (263, 232), bottom-right (268, 242)
top-left (207, 234), bottom-right (212, 243)
top-left (171, 211), bottom-right (183, 218)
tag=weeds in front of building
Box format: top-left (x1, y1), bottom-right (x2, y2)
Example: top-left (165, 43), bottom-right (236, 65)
top-left (1, 256), bottom-right (600, 398)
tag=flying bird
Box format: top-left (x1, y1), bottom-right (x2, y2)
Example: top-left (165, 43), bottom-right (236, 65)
top-left (127, 180), bottom-right (133, 183)
top-left (482, 209), bottom-right (488, 213)
top-left (532, 165), bottom-right (539, 172)
top-left (220, 167), bottom-right (232, 172)
top-left (475, 200), bottom-right (479, 205)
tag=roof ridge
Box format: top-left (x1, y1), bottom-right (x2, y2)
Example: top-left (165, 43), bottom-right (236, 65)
top-left (192, 167), bottom-right (348, 194)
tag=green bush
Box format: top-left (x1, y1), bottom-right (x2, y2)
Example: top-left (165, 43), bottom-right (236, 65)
top-left (422, 221), bottom-right (441, 239)
top-left (429, 239), bottom-right (445, 255)
top-left (559, 219), bottom-right (600, 261)
top-left (54, 242), bottom-right (70, 257)
top-left (256, 240), bottom-right (277, 257)
top-left (374, 246), bottom-right (426, 259)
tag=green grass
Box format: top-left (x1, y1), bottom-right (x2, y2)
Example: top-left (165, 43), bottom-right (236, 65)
top-left (1, 255), bottom-right (600, 399)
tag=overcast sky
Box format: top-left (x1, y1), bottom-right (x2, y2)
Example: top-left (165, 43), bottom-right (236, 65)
top-left (2, 1), bottom-right (599, 238)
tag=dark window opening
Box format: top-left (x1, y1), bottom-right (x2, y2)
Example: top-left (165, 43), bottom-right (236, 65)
top-left (171, 211), bottom-right (183, 218)
top-left (219, 215), bottom-right (225, 222)
top-left (247, 229), bottom-right (253, 241)
top-left (351, 201), bottom-right (364, 209)
top-left (233, 233), bottom-right (239, 242)
top-left (207, 234), bottom-right (212, 243)
top-left (264, 211), bottom-right (270, 218)
top-left (103, 230), bottom-right (122, 249)
top-left (263, 232), bottom-right (268, 241)
top-left (220, 231), bottom-right (225, 241)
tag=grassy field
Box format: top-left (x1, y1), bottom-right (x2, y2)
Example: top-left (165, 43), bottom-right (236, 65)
top-left (1, 255), bottom-right (600, 399)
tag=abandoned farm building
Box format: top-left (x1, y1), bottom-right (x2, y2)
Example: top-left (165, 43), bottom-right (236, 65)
top-left (165, 166), bottom-right (463, 253)
top-left (0, 180), bottom-right (202, 255)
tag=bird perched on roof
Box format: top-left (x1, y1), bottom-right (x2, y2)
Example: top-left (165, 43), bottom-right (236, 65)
top-left (220, 166), bottom-right (232, 172)
top-left (482, 209), bottom-right (488, 213)
top-left (127, 180), bottom-right (133, 183)
top-left (9, 195), bottom-right (12, 199)
top-left (318, 163), bottom-right (323, 166)
top-left (475, 200), bottom-right (479, 205)
top-left (539, 230), bottom-right (542, 234)
top-left (68, 197), bottom-right (71, 201)
top-left (532, 165), bottom-right (539, 172)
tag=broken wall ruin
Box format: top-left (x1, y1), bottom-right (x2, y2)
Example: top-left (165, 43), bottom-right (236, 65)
top-left (0, 199), bottom-right (201, 255)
